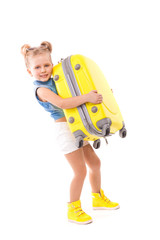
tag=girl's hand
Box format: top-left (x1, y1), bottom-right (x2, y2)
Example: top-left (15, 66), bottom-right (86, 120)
top-left (86, 90), bottom-right (103, 104)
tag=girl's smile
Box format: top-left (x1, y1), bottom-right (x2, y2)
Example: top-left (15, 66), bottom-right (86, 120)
top-left (27, 53), bottom-right (53, 81)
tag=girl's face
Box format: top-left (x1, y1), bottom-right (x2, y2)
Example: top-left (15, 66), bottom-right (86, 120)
top-left (27, 53), bottom-right (53, 82)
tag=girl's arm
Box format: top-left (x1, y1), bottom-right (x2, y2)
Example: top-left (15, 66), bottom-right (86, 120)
top-left (37, 88), bottom-right (103, 109)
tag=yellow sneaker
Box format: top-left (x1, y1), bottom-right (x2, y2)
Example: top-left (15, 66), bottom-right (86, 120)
top-left (92, 189), bottom-right (120, 210)
top-left (68, 200), bottom-right (93, 224)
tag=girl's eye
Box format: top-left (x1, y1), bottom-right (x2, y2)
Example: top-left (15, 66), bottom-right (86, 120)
top-left (45, 64), bottom-right (50, 67)
top-left (35, 66), bottom-right (40, 69)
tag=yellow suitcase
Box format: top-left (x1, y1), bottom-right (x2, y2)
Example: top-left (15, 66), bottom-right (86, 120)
top-left (52, 55), bottom-right (127, 149)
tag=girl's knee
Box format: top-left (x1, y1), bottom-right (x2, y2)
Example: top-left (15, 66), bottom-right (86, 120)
top-left (83, 145), bottom-right (101, 172)
top-left (75, 165), bottom-right (87, 179)
top-left (90, 157), bottom-right (101, 172)
top-left (95, 158), bottom-right (101, 170)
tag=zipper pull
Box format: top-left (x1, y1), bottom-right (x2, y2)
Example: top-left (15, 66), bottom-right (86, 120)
top-left (58, 58), bottom-right (64, 64)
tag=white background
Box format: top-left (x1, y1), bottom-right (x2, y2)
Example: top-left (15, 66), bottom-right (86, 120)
top-left (1, 0), bottom-right (160, 239)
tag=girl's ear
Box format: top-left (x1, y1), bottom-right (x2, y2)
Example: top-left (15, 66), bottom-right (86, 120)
top-left (27, 68), bottom-right (33, 77)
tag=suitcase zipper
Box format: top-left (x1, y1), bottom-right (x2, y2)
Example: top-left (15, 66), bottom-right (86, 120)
top-left (62, 56), bottom-right (103, 137)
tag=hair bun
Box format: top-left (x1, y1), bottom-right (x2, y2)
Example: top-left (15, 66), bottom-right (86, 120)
top-left (40, 41), bottom-right (52, 53)
top-left (21, 44), bottom-right (31, 56)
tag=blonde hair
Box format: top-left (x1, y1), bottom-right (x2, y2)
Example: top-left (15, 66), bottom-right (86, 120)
top-left (21, 41), bottom-right (52, 68)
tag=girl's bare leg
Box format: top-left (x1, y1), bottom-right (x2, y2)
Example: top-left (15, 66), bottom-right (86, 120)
top-left (65, 148), bottom-right (87, 203)
top-left (83, 144), bottom-right (101, 193)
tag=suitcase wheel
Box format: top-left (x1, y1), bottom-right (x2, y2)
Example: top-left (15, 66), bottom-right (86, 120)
top-left (75, 136), bottom-right (84, 148)
top-left (119, 127), bottom-right (127, 138)
top-left (102, 124), bottom-right (110, 136)
top-left (93, 139), bottom-right (101, 149)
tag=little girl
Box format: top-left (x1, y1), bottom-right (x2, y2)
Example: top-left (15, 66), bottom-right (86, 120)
top-left (21, 41), bottom-right (120, 224)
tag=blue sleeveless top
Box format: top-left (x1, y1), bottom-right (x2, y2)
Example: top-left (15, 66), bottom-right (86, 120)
top-left (33, 78), bottom-right (65, 120)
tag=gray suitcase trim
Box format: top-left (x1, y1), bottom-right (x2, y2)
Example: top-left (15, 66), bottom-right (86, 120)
top-left (62, 56), bottom-right (107, 138)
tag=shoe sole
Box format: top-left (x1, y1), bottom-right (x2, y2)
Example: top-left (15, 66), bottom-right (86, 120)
top-left (93, 205), bottom-right (120, 210)
top-left (68, 219), bottom-right (93, 225)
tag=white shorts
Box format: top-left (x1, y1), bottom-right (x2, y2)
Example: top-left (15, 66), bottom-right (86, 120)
top-left (54, 122), bottom-right (89, 154)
